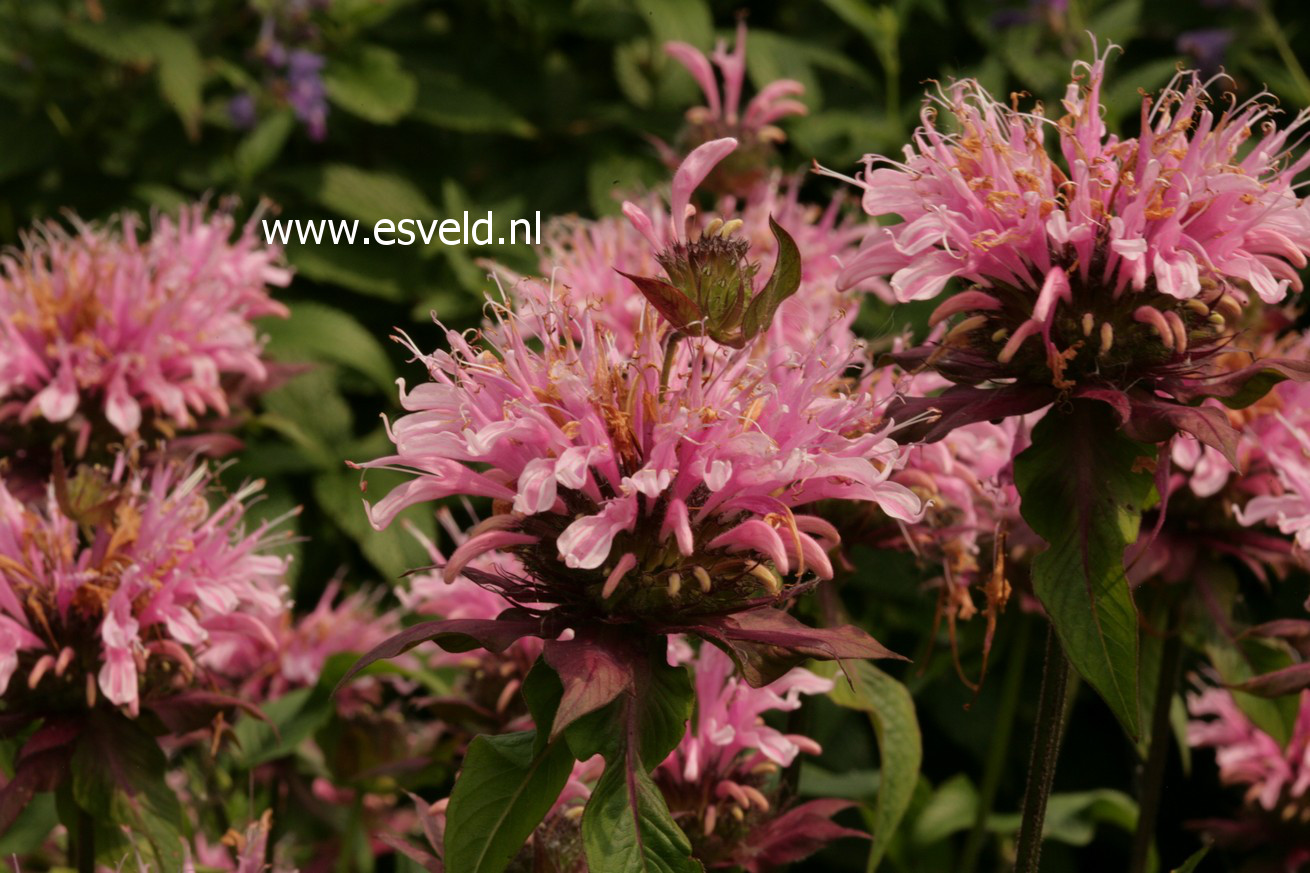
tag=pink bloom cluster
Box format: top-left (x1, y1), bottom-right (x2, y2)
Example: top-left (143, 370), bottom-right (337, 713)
top-left (1188, 684), bottom-right (1310, 813)
top-left (356, 289), bottom-right (917, 609)
top-left (839, 49), bottom-right (1310, 310)
top-left (658, 20), bottom-right (807, 193)
top-left (0, 454), bottom-right (290, 714)
top-left (0, 205), bottom-right (290, 442)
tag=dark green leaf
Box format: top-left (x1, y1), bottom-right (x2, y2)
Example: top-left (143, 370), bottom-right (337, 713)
top-left (71, 711), bottom-right (184, 869)
top-left (444, 731), bottom-right (574, 873)
top-left (742, 216), bottom-right (802, 340)
top-left (582, 751), bottom-right (701, 873)
top-left (825, 661), bottom-right (921, 871)
top-left (1014, 400), bottom-right (1154, 739)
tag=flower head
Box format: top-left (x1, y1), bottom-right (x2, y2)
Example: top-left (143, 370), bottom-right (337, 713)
top-left (0, 205), bottom-right (290, 448)
top-left (0, 452), bottom-right (291, 716)
top-left (835, 47), bottom-right (1310, 452)
top-left (662, 20), bottom-right (807, 194)
top-left (349, 275), bottom-right (917, 693)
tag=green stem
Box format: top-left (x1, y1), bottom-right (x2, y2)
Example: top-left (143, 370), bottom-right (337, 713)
top-left (959, 616), bottom-right (1032, 873)
top-left (76, 807), bottom-right (94, 873)
top-left (1127, 607), bottom-right (1184, 873)
top-left (1014, 626), bottom-right (1071, 873)
top-left (658, 331), bottom-right (683, 400)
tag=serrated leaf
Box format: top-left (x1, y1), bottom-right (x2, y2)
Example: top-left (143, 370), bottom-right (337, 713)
top-left (1014, 400), bottom-right (1153, 739)
top-left (444, 731), bottom-right (574, 873)
top-left (414, 71), bottom-right (535, 137)
top-left (71, 711), bottom-right (184, 869)
top-left (261, 300), bottom-right (397, 394)
top-left (146, 27), bottom-right (204, 139)
top-left (236, 110), bottom-right (295, 180)
top-left (825, 661), bottom-right (921, 872)
top-left (313, 163), bottom-right (439, 226)
top-left (583, 751), bottom-right (701, 873)
top-left (325, 45), bottom-right (417, 124)
top-left (618, 271), bottom-right (704, 334)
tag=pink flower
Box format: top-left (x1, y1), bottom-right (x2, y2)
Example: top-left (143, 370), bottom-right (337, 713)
top-left (355, 289), bottom-right (918, 617)
top-left (837, 46), bottom-right (1310, 457)
top-left (1188, 684), bottom-right (1310, 812)
top-left (0, 452), bottom-right (291, 716)
top-left (661, 643), bottom-right (830, 787)
top-left (659, 20), bottom-right (807, 195)
top-left (0, 204), bottom-right (290, 445)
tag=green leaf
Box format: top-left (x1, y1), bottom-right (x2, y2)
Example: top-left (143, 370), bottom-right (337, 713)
top-left (146, 27), bottom-right (204, 139)
top-left (262, 301), bottom-right (398, 395)
top-left (235, 110), bottom-right (295, 181)
top-left (444, 731), bottom-right (575, 873)
top-left (742, 216), bottom-right (802, 341)
top-left (562, 646), bottom-right (692, 766)
top-left (414, 71), bottom-right (536, 137)
top-left (284, 242), bottom-right (409, 301)
top-left (825, 661), bottom-right (921, 871)
top-left (987, 789), bottom-right (1138, 846)
top-left (583, 752), bottom-right (701, 873)
top-left (1014, 399), bottom-right (1153, 739)
top-left (313, 163), bottom-right (440, 226)
top-left (1172, 847), bottom-right (1210, 873)
top-left (71, 711), bottom-right (184, 869)
top-left (231, 686), bottom-right (335, 767)
top-left (325, 45), bottom-right (418, 124)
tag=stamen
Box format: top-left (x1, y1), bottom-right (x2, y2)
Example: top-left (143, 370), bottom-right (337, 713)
top-left (1081, 312), bottom-right (1094, 336)
top-left (602, 552), bottom-right (638, 599)
top-left (668, 572), bottom-right (682, 598)
top-left (990, 328), bottom-right (1009, 342)
top-left (1100, 322), bottom-right (1115, 357)
top-left (694, 565), bottom-right (712, 592)
top-left (1214, 294), bottom-right (1242, 323)
top-left (944, 315), bottom-right (989, 344)
top-left (1208, 312), bottom-right (1227, 329)
top-left (748, 562), bottom-right (781, 595)
top-left (1183, 299), bottom-right (1210, 316)
top-left (719, 218), bottom-right (744, 238)
top-left (703, 217), bottom-right (725, 239)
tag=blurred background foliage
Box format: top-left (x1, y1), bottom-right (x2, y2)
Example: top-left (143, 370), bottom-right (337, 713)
top-left (2, 0), bottom-right (1308, 869)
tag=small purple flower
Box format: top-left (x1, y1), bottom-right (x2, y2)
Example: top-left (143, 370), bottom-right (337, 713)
top-left (1178, 28), bottom-right (1234, 73)
top-left (227, 92), bottom-right (257, 129)
top-left (286, 49), bottom-right (328, 141)
top-left (255, 16), bottom-right (287, 67)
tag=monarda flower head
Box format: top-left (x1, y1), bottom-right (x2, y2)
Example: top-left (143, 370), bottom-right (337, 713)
top-left (1187, 682), bottom-right (1310, 865)
top-left (0, 453), bottom-right (291, 717)
top-left (831, 46), bottom-right (1310, 460)
top-left (661, 19), bottom-right (807, 195)
top-left (0, 204), bottom-right (290, 453)
top-left (344, 271), bottom-right (919, 723)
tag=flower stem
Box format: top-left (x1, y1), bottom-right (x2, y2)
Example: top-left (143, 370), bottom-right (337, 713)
top-left (76, 808), bottom-right (94, 873)
top-left (1014, 625), bottom-right (1071, 873)
top-left (1257, 0), bottom-right (1310, 106)
top-left (959, 615), bottom-right (1032, 873)
top-left (1128, 606), bottom-right (1184, 873)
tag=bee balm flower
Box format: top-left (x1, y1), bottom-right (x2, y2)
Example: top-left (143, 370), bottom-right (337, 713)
top-left (831, 47), bottom-right (1310, 457)
top-left (0, 205), bottom-right (290, 447)
top-left (347, 281), bottom-right (919, 705)
top-left (0, 454), bottom-right (291, 717)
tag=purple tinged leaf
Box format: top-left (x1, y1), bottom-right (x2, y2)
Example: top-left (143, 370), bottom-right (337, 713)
top-left (143, 690), bottom-right (269, 734)
top-left (1230, 662), bottom-right (1310, 698)
top-left (617, 270), bottom-right (705, 334)
top-left (542, 637), bottom-right (634, 738)
top-left (336, 611), bottom-right (545, 692)
top-left (1170, 357), bottom-right (1310, 408)
top-left (883, 385), bottom-right (1056, 444)
top-left (1242, 620), bottom-right (1310, 642)
top-left (683, 607), bottom-right (905, 687)
top-left (1114, 394), bottom-right (1241, 467)
top-left (742, 215), bottom-right (802, 340)
top-left (0, 719), bottom-right (78, 833)
top-left (732, 799), bottom-right (868, 873)
top-left (1014, 400), bottom-right (1153, 739)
